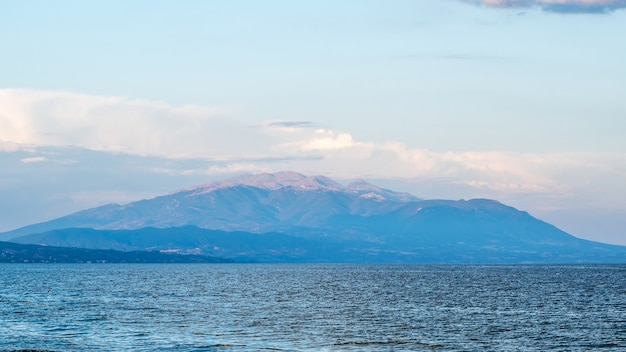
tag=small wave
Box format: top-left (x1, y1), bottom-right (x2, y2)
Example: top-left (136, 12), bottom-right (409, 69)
top-left (192, 343), bottom-right (247, 349)
top-left (333, 340), bottom-right (443, 349)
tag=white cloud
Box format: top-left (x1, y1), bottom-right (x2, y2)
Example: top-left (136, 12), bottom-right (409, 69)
top-left (0, 88), bottom-right (237, 158)
top-left (21, 156), bottom-right (46, 164)
top-left (299, 129), bottom-right (360, 151)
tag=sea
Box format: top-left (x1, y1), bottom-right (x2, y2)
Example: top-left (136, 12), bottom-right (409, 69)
top-left (1, 264), bottom-right (625, 351)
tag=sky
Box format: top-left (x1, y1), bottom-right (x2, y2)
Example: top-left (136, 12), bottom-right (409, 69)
top-left (1, 0), bottom-right (625, 244)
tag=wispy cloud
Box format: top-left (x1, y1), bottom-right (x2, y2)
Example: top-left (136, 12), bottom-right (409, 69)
top-left (466, 0), bottom-right (626, 13)
top-left (266, 121), bottom-right (315, 129)
top-left (20, 156), bottom-right (46, 164)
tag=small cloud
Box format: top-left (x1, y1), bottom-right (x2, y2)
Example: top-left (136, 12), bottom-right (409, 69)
top-left (204, 163), bottom-right (273, 176)
top-left (466, 0), bottom-right (626, 13)
top-left (21, 156), bottom-right (46, 164)
top-left (20, 155), bottom-right (76, 165)
top-left (299, 130), bottom-right (360, 151)
top-left (266, 121), bottom-right (315, 129)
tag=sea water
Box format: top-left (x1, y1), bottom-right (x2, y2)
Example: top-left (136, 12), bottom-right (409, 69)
top-left (0, 264), bottom-right (625, 351)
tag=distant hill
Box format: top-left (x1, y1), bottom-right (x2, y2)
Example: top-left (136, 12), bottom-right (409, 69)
top-left (2, 171), bottom-right (625, 263)
top-left (0, 240), bottom-right (232, 263)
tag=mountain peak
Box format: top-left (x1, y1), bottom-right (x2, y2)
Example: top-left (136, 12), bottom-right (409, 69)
top-left (233, 172), bottom-right (344, 191)
top-left (184, 172), bottom-right (422, 202)
top-left (187, 171), bottom-right (346, 194)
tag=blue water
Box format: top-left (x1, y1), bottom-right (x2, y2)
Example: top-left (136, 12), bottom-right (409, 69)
top-left (1, 264), bottom-right (625, 351)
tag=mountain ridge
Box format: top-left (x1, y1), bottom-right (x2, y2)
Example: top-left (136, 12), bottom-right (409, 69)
top-left (184, 171), bottom-right (419, 202)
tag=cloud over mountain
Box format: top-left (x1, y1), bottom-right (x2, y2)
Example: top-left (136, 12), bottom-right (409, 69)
top-left (2, 88), bottom-right (626, 245)
top-left (1, 88), bottom-right (624, 198)
top-left (468, 0), bottom-right (626, 13)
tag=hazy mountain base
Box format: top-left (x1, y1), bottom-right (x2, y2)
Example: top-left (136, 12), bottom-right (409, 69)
top-left (11, 226), bottom-right (626, 263)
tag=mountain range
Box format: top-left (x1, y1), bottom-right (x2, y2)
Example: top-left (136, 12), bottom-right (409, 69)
top-left (2, 171), bottom-right (625, 263)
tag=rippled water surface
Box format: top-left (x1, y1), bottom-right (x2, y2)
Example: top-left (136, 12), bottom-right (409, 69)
top-left (1, 264), bottom-right (625, 351)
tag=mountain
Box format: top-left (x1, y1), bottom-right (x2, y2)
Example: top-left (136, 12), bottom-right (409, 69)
top-left (0, 171), bottom-right (420, 238)
top-left (0, 240), bottom-right (232, 263)
top-left (2, 171), bottom-right (625, 263)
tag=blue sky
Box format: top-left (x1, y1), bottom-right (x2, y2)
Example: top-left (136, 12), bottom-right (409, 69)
top-left (1, 0), bottom-right (625, 244)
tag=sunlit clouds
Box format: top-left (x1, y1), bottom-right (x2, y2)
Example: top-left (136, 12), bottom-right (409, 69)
top-left (3, 88), bottom-right (624, 202)
top-left (2, 88), bottom-right (626, 244)
top-left (0, 89), bottom-right (242, 158)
